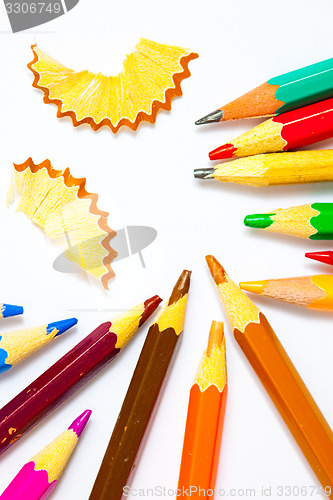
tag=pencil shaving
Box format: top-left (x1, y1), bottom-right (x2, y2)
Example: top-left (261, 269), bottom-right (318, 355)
top-left (28, 39), bottom-right (198, 132)
top-left (7, 158), bottom-right (117, 289)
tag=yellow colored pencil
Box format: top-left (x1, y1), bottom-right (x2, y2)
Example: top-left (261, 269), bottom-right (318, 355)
top-left (195, 151), bottom-right (333, 187)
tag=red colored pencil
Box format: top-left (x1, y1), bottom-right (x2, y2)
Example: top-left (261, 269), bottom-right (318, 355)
top-left (0, 296), bottom-right (161, 456)
top-left (306, 251), bottom-right (333, 266)
top-left (209, 97), bottom-right (333, 161)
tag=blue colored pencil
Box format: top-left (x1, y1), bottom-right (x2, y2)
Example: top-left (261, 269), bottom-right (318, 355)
top-left (0, 304), bottom-right (24, 319)
top-left (0, 318), bottom-right (77, 373)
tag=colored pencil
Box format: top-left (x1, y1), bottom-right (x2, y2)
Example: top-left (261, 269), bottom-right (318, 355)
top-left (0, 304), bottom-right (23, 319)
top-left (89, 270), bottom-right (191, 500)
top-left (0, 409), bottom-right (91, 500)
top-left (306, 251), bottom-right (333, 266)
top-left (194, 150), bottom-right (333, 187)
top-left (0, 318), bottom-right (78, 374)
top-left (196, 58), bottom-right (333, 124)
top-left (0, 295), bottom-right (161, 455)
top-left (177, 321), bottom-right (227, 500)
top-left (206, 255), bottom-right (333, 494)
top-left (209, 97), bottom-right (333, 161)
top-left (244, 203), bottom-right (333, 240)
top-left (239, 275), bottom-right (333, 312)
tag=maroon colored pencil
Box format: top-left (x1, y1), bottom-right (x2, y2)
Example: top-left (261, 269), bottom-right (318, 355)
top-left (0, 296), bottom-right (161, 455)
top-left (305, 251), bottom-right (333, 266)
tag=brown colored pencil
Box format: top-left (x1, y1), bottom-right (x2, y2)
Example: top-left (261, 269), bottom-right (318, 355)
top-left (206, 255), bottom-right (333, 495)
top-left (89, 270), bottom-right (191, 500)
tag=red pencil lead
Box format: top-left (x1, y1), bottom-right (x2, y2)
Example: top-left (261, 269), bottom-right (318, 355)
top-left (305, 251), bottom-right (333, 266)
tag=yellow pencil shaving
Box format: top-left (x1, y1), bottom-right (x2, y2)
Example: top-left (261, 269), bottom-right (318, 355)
top-left (7, 159), bottom-right (117, 289)
top-left (29, 39), bottom-right (198, 132)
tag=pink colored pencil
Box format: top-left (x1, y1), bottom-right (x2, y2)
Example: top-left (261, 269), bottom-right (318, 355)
top-left (0, 410), bottom-right (91, 500)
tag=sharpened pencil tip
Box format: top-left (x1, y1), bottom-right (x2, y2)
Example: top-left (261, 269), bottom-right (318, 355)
top-left (139, 295), bottom-right (162, 326)
top-left (168, 270), bottom-right (191, 306)
top-left (207, 320), bottom-right (224, 355)
top-left (244, 213), bottom-right (275, 229)
top-left (69, 409), bottom-right (92, 437)
top-left (206, 255), bottom-right (227, 285)
top-left (195, 109), bottom-right (223, 125)
top-left (305, 251), bottom-right (333, 266)
top-left (209, 143), bottom-right (237, 161)
top-left (194, 168), bottom-right (215, 179)
top-left (47, 318), bottom-right (78, 337)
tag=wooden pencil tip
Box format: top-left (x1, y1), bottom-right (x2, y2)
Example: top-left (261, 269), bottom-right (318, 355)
top-left (206, 255), bottom-right (227, 285)
top-left (207, 320), bottom-right (224, 355)
top-left (168, 270), bottom-right (191, 305)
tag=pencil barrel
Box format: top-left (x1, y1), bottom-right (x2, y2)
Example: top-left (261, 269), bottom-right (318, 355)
top-left (234, 313), bottom-right (333, 491)
top-left (0, 322), bottom-right (119, 455)
top-left (89, 324), bottom-right (180, 500)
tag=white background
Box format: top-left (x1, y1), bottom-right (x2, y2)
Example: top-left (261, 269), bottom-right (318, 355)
top-left (0, 1), bottom-right (332, 498)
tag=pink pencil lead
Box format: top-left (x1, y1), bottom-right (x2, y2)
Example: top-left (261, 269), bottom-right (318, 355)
top-left (69, 409), bottom-right (92, 438)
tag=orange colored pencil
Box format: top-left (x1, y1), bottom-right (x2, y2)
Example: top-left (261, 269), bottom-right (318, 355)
top-left (206, 255), bottom-right (333, 496)
top-left (177, 321), bottom-right (227, 500)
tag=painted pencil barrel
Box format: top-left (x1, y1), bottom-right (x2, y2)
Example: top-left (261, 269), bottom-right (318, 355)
top-left (234, 313), bottom-right (333, 492)
top-left (0, 304), bottom-right (23, 319)
top-left (0, 297), bottom-right (161, 455)
top-left (0, 322), bottom-right (116, 455)
top-left (178, 385), bottom-right (228, 499)
top-left (270, 58), bottom-right (333, 114)
top-left (89, 271), bottom-right (190, 500)
top-left (90, 325), bottom-right (180, 500)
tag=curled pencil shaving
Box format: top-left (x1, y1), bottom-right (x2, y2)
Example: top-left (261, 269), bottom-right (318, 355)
top-left (27, 38), bottom-right (198, 132)
top-left (7, 158), bottom-right (117, 289)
